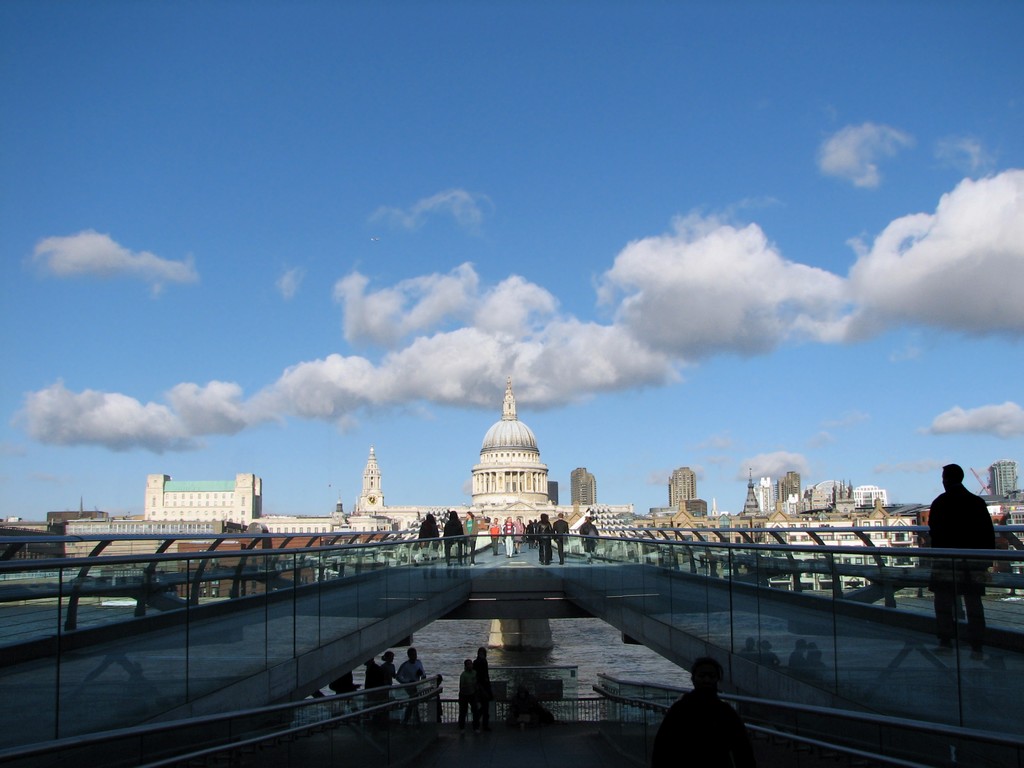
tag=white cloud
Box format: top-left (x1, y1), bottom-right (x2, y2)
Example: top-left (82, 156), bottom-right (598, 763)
top-left (818, 122), bottom-right (914, 188)
top-left (32, 230), bottom-right (198, 292)
top-left (473, 275), bottom-right (559, 336)
top-left (20, 381), bottom-right (197, 453)
top-left (371, 188), bottom-right (492, 232)
top-left (19, 379), bottom-right (267, 452)
top-left (821, 411), bottom-right (869, 429)
top-left (737, 451), bottom-right (811, 480)
top-left (598, 214), bottom-right (850, 359)
top-left (276, 267), bottom-right (305, 300)
top-left (334, 263), bottom-right (479, 346)
top-left (935, 136), bottom-right (994, 175)
top-left (846, 170), bottom-right (1024, 339)
top-left (927, 401), bottom-right (1024, 438)
top-left (873, 459), bottom-right (945, 475)
top-left (167, 381), bottom-right (253, 435)
top-left (18, 173), bottom-right (1023, 454)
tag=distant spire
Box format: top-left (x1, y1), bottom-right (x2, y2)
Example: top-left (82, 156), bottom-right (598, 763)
top-left (742, 468), bottom-right (761, 516)
top-left (502, 377), bottom-right (517, 421)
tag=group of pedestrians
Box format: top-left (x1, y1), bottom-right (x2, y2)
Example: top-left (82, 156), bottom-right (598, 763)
top-left (359, 645), bottom-right (495, 732)
top-left (416, 510), bottom-right (480, 566)
top-left (413, 510), bottom-right (603, 565)
top-left (489, 512), bottom-right (599, 565)
top-left (362, 647), bottom-right (431, 725)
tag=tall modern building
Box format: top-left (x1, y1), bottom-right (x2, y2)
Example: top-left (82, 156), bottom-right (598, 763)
top-left (756, 477), bottom-right (775, 514)
top-left (668, 467), bottom-right (697, 508)
top-left (570, 467), bottom-right (597, 506)
top-left (777, 471), bottom-right (801, 504)
top-left (144, 473), bottom-right (262, 526)
top-left (990, 460), bottom-right (1019, 496)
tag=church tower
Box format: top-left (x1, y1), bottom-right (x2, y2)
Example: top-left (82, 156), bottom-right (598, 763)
top-left (741, 468), bottom-right (761, 517)
top-left (357, 446), bottom-right (384, 512)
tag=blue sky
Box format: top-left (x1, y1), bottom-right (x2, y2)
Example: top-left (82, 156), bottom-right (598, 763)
top-left (2, 1), bottom-right (1022, 520)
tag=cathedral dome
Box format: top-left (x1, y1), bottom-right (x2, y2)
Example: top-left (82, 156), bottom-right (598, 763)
top-left (472, 378), bottom-right (549, 509)
top-left (481, 418), bottom-right (538, 451)
top-left (479, 378), bottom-right (538, 452)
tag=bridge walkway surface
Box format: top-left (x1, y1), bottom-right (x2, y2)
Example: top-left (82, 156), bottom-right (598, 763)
top-left (247, 721), bottom-right (875, 768)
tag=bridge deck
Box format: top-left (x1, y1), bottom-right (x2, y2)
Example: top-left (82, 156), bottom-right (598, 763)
top-left (246, 720), bottom-right (865, 768)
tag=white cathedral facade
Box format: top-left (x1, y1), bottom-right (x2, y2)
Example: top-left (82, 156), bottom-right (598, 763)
top-left (343, 378), bottom-right (631, 531)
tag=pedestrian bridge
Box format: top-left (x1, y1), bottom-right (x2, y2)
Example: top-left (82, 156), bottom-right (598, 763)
top-left (1, 528), bottom-right (1023, 753)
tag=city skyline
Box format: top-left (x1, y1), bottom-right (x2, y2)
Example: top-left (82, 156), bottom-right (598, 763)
top-left (1, 3), bottom-right (1022, 519)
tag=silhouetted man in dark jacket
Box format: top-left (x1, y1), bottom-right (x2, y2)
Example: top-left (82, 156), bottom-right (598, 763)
top-left (928, 463), bottom-right (995, 656)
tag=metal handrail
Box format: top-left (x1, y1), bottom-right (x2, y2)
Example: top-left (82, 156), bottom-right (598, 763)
top-left (593, 679), bottom-right (1024, 768)
top-left (0, 677), bottom-right (442, 768)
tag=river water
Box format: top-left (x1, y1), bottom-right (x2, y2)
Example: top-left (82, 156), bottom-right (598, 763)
top-left (378, 617), bottom-right (691, 696)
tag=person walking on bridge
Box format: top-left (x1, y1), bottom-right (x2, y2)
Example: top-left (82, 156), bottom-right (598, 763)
top-left (553, 512), bottom-right (570, 564)
top-left (536, 513), bottom-right (553, 565)
top-left (503, 517), bottom-right (516, 558)
top-left (927, 463), bottom-right (996, 658)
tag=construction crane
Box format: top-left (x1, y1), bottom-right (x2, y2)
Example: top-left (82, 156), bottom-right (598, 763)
top-left (971, 467), bottom-right (992, 495)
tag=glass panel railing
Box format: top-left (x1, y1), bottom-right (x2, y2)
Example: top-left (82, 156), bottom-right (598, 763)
top-left (0, 678), bottom-right (443, 768)
top-left (596, 672), bottom-right (1024, 768)
top-left (566, 534), bottom-right (1024, 736)
top-left (3, 528), bottom-right (1023, 749)
top-left (0, 535), bottom-right (463, 749)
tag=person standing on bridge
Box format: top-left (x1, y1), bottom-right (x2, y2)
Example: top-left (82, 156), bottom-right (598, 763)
top-left (457, 658), bottom-right (481, 731)
top-left (464, 511), bottom-right (477, 564)
top-left (651, 656), bottom-right (756, 768)
top-left (536, 513), bottom-right (554, 565)
top-left (396, 647), bottom-right (427, 725)
top-left (579, 514), bottom-right (599, 563)
top-left (503, 517), bottom-right (516, 558)
top-left (473, 646), bottom-right (494, 732)
top-left (553, 512), bottom-right (570, 564)
top-left (490, 518), bottom-right (501, 555)
top-left (418, 513), bottom-right (440, 562)
top-left (443, 510), bottom-right (465, 566)
top-left (927, 463), bottom-right (996, 658)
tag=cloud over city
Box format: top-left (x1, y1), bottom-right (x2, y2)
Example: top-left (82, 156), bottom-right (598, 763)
top-left (17, 171), bottom-right (1024, 452)
top-left (31, 230), bottom-right (198, 293)
top-left (845, 170), bottom-right (1024, 339)
top-left (928, 402), bottom-right (1024, 439)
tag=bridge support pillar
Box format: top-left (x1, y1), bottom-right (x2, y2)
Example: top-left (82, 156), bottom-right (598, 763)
top-left (488, 618), bottom-right (553, 650)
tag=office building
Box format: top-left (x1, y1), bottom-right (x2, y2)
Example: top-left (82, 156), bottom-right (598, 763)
top-left (668, 467), bottom-right (697, 508)
top-left (756, 477), bottom-right (774, 514)
top-left (853, 485), bottom-right (889, 508)
top-left (777, 471), bottom-right (802, 513)
top-left (570, 467), bottom-right (597, 506)
top-left (144, 473), bottom-right (262, 527)
top-left (990, 460), bottom-right (1019, 497)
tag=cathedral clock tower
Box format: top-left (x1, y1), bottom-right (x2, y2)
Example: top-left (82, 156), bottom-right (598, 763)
top-left (357, 446), bottom-right (384, 511)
